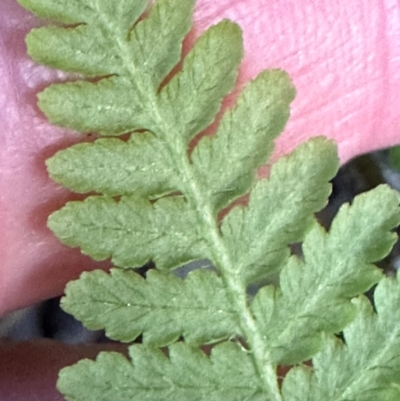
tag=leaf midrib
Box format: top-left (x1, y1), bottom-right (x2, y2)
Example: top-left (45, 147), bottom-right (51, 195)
top-left (92, 7), bottom-right (283, 401)
top-left (79, 299), bottom-right (237, 313)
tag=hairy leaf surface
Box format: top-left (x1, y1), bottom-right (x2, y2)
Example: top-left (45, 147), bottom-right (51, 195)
top-left (61, 269), bottom-right (239, 346)
top-left (25, 0), bottom-right (193, 84)
top-left (58, 342), bottom-right (264, 401)
top-left (222, 137), bottom-right (339, 283)
top-left (43, 20), bottom-right (240, 136)
top-left (47, 132), bottom-right (176, 197)
top-left (282, 275), bottom-right (400, 401)
top-left (26, 0), bottom-right (241, 136)
top-left (157, 21), bottom-right (243, 143)
top-left (251, 185), bottom-right (400, 365)
top-left (18, 0), bottom-right (149, 26)
top-left (192, 70), bottom-right (296, 211)
top-left (48, 195), bottom-right (207, 269)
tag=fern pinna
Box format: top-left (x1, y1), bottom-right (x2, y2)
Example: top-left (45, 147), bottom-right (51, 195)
top-left (18, 0), bottom-right (400, 400)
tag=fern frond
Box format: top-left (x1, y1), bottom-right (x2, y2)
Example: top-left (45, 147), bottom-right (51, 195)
top-left (251, 185), bottom-right (399, 365)
top-left (282, 274), bottom-right (400, 401)
top-left (17, 0), bottom-right (400, 400)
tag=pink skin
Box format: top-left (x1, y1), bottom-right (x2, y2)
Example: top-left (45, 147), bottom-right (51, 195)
top-left (0, 340), bottom-right (128, 401)
top-left (1, 0), bottom-right (400, 399)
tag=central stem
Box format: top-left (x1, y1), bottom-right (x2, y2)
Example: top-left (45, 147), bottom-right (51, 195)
top-left (104, 11), bottom-right (283, 398)
top-left (150, 114), bottom-right (283, 400)
top-left (160, 133), bottom-right (283, 401)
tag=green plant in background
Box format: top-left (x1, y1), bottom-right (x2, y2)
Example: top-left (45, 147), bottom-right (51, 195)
top-left (18, 0), bottom-right (400, 400)
top-left (390, 145), bottom-right (400, 172)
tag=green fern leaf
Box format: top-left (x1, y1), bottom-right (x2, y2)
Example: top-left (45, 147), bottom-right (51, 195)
top-left (192, 70), bottom-right (296, 211)
top-left (156, 21), bottom-right (243, 143)
top-left (48, 195), bottom-right (207, 269)
top-left (222, 137), bottom-right (338, 284)
top-left (47, 19), bottom-right (241, 136)
top-left (23, 0), bottom-right (196, 87)
top-left (251, 185), bottom-right (399, 365)
top-left (46, 132), bottom-right (175, 198)
top-left (23, 0), bottom-right (150, 76)
top-left (61, 268), bottom-right (239, 346)
top-left (18, 0), bottom-right (145, 26)
top-left (57, 342), bottom-right (264, 401)
top-left (282, 274), bottom-right (400, 401)
top-left (17, 0), bottom-right (400, 400)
